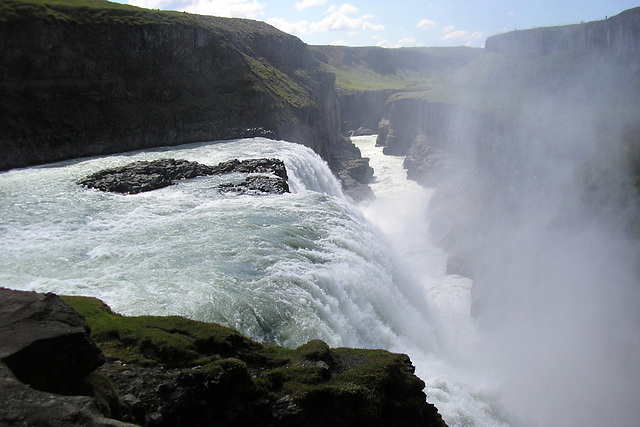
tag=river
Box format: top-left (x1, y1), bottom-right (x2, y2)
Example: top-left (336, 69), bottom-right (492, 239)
top-left (3, 135), bottom-right (638, 426)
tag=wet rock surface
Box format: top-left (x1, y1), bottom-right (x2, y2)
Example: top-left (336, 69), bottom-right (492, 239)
top-left (78, 158), bottom-right (289, 195)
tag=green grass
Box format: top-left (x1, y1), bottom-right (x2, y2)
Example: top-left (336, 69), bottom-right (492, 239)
top-left (62, 295), bottom-right (263, 367)
top-left (311, 45), bottom-right (481, 93)
top-left (244, 54), bottom-right (314, 109)
top-left (0, 0), bottom-right (196, 26)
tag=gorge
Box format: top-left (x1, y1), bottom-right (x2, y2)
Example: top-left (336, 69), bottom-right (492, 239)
top-left (1, 1), bottom-right (640, 426)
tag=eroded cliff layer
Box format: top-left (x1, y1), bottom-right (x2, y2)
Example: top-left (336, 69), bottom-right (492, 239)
top-left (0, 0), bottom-right (369, 189)
top-left (485, 6), bottom-right (640, 55)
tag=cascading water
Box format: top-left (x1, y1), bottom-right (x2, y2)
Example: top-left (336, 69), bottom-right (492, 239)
top-left (5, 134), bottom-right (637, 426)
top-left (0, 138), bottom-right (410, 351)
top-left (0, 136), bottom-right (509, 426)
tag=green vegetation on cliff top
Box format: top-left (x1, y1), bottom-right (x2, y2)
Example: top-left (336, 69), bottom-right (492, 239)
top-left (0, 0), bottom-right (294, 40)
top-left (311, 45), bottom-right (481, 93)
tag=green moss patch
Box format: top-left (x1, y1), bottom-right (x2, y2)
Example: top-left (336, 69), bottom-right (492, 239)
top-left (62, 296), bottom-right (446, 425)
top-left (62, 296), bottom-right (263, 367)
top-left (244, 54), bottom-right (314, 110)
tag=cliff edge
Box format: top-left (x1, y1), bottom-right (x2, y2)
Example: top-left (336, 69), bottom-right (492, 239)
top-left (485, 7), bottom-right (640, 55)
top-left (0, 0), bottom-right (371, 195)
top-left (0, 288), bottom-right (447, 427)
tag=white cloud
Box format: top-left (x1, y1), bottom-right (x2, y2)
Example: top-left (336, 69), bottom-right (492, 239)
top-left (376, 36), bottom-right (422, 48)
top-left (443, 24), bottom-right (456, 32)
top-left (268, 17), bottom-right (310, 35)
top-left (440, 27), bottom-right (485, 46)
top-left (301, 3), bottom-right (384, 34)
top-left (397, 36), bottom-right (419, 46)
top-left (330, 39), bottom-right (351, 46)
top-left (295, 0), bottom-right (326, 11)
top-left (128, 0), bottom-right (265, 19)
top-left (363, 21), bottom-right (385, 31)
top-left (417, 19), bottom-right (437, 30)
top-left (326, 4), bottom-right (358, 15)
top-left (442, 30), bottom-right (469, 41)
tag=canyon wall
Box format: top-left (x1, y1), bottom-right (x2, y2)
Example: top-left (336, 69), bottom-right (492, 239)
top-left (0, 0), bottom-right (370, 191)
top-left (375, 7), bottom-right (640, 281)
top-left (485, 7), bottom-right (640, 55)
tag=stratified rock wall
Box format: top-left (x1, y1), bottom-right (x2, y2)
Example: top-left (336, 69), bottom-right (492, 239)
top-left (485, 7), bottom-right (640, 55)
top-left (0, 1), bottom-right (369, 186)
top-left (339, 89), bottom-right (395, 135)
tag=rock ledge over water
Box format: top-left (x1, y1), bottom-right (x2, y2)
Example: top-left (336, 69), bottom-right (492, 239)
top-left (78, 158), bottom-right (289, 195)
top-left (0, 288), bottom-right (447, 426)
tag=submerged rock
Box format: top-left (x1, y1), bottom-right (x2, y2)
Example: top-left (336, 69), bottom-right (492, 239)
top-left (78, 158), bottom-right (289, 195)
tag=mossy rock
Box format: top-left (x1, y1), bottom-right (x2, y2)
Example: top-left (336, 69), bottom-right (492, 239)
top-left (63, 296), bottom-right (447, 426)
top-left (62, 296), bottom-right (263, 367)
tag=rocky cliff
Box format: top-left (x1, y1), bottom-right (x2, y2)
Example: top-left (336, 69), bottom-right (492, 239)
top-left (0, 288), bottom-right (448, 427)
top-left (485, 7), bottom-right (640, 55)
top-left (0, 0), bottom-right (370, 194)
top-left (309, 45), bottom-right (481, 138)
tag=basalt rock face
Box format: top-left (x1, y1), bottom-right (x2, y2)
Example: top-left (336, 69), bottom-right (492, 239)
top-left (0, 289), bottom-right (448, 427)
top-left (78, 158), bottom-right (289, 194)
top-left (339, 89), bottom-right (396, 136)
top-left (0, 0), bottom-right (371, 193)
top-left (0, 288), bottom-right (130, 426)
top-left (485, 7), bottom-right (640, 56)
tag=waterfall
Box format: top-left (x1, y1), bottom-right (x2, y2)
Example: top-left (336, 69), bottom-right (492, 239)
top-left (4, 135), bottom-right (636, 426)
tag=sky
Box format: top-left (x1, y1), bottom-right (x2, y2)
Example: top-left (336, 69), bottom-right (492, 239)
top-left (115, 1), bottom-right (640, 48)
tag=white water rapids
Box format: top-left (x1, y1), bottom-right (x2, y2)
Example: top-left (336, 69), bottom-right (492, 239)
top-left (8, 134), bottom-right (632, 426)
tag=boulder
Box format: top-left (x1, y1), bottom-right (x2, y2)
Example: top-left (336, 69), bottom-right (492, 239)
top-left (0, 362), bottom-right (132, 427)
top-left (0, 288), bottom-right (104, 395)
top-left (0, 288), bottom-right (131, 426)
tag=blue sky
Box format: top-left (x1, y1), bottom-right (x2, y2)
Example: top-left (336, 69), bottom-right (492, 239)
top-left (116, 1), bottom-right (639, 47)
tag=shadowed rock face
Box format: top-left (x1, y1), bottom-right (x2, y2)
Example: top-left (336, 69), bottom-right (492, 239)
top-left (0, 0), bottom-right (372, 195)
top-left (0, 288), bottom-right (104, 395)
top-left (78, 158), bottom-right (289, 195)
top-left (0, 288), bottom-right (129, 426)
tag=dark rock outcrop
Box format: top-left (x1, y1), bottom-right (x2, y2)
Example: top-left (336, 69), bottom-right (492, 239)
top-left (78, 158), bottom-right (289, 195)
top-left (0, 289), bottom-right (448, 426)
top-left (218, 174), bottom-right (290, 195)
top-left (0, 288), bottom-right (131, 426)
top-left (0, 287), bottom-right (104, 395)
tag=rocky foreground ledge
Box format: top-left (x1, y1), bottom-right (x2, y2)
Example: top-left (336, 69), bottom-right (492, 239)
top-left (0, 288), bottom-right (447, 426)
